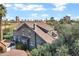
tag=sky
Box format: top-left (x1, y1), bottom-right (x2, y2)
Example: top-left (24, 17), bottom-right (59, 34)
top-left (3, 3), bottom-right (79, 20)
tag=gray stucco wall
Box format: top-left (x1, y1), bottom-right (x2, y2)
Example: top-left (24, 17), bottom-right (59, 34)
top-left (36, 34), bottom-right (45, 46)
top-left (13, 23), bottom-right (45, 48)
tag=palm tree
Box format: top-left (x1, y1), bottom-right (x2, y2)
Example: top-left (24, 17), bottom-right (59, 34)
top-left (0, 4), bottom-right (7, 41)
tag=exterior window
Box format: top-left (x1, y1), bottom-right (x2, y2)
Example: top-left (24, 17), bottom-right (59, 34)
top-left (14, 36), bottom-right (21, 42)
top-left (15, 36), bottom-right (18, 42)
top-left (30, 42), bottom-right (34, 47)
top-left (18, 36), bottom-right (21, 42)
top-left (14, 36), bottom-right (16, 41)
top-left (22, 40), bottom-right (26, 44)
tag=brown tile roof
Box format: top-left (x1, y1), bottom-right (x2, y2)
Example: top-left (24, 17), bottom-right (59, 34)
top-left (37, 22), bottom-right (53, 31)
top-left (0, 40), bottom-right (8, 47)
top-left (13, 21), bottom-right (53, 31)
top-left (34, 26), bottom-right (55, 44)
top-left (0, 49), bottom-right (29, 56)
top-left (13, 21), bottom-right (55, 44)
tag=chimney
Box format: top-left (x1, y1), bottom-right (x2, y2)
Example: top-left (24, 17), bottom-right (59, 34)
top-left (33, 23), bottom-right (36, 30)
top-left (16, 16), bottom-right (20, 23)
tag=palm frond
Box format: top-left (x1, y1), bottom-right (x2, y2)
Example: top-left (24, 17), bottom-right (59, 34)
top-left (0, 4), bottom-right (7, 16)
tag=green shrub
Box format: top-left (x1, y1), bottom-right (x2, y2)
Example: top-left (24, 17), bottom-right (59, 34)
top-left (15, 43), bottom-right (27, 51)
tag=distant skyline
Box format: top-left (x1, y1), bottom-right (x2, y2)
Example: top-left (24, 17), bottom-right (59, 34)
top-left (3, 3), bottom-right (79, 20)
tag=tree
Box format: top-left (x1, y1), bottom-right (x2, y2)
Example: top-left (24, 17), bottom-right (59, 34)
top-left (0, 4), bottom-right (7, 40)
top-left (50, 17), bottom-right (54, 20)
top-left (31, 44), bottom-right (52, 56)
top-left (31, 20), bottom-right (79, 56)
top-left (54, 44), bottom-right (69, 56)
top-left (69, 26), bottom-right (79, 55)
top-left (59, 19), bottom-right (64, 24)
top-left (31, 49), bottom-right (39, 56)
top-left (16, 42), bottom-right (27, 51)
top-left (69, 40), bottom-right (79, 56)
top-left (49, 17), bottom-right (56, 22)
top-left (54, 22), bottom-right (79, 56)
top-left (47, 17), bottom-right (58, 26)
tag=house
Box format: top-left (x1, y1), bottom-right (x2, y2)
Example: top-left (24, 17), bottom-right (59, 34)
top-left (13, 21), bottom-right (58, 49)
top-left (0, 40), bottom-right (8, 53)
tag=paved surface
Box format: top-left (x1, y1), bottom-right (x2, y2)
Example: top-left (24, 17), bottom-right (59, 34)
top-left (0, 49), bottom-right (30, 56)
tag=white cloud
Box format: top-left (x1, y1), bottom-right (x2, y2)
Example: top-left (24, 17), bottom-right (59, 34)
top-left (54, 17), bottom-right (59, 20)
top-left (0, 0), bottom-right (79, 3)
top-left (41, 14), bottom-right (49, 17)
top-left (6, 16), bottom-right (14, 20)
top-left (52, 3), bottom-right (67, 11)
top-left (26, 5), bottom-right (46, 11)
top-left (31, 13), bottom-right (38, 17)
top-left (13, 4), bottom-right (46, 11)
top-left (66, 14), bottom-right (71, 16)
top-left (76, 16), bottom-right (79, 19)
top-left (14, 4), bottom-right (25, 10)
top-left (53, 6), bottom-right (66, 11)
top-left (4, 4), bottom-right (12, 7)
top-left (53, 3), bottom-right (67, 7)
top-left (70, 16), bottom-right (79, 20)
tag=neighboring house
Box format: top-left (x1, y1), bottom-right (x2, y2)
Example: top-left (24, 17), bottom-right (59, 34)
top-left (13, 21), bottom-right (58, 49)
top-left (0, 40), bottom-right (8, 53)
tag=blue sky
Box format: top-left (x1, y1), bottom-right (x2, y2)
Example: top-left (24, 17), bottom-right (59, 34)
top-left (4, 3), bottom-right (79, 20)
